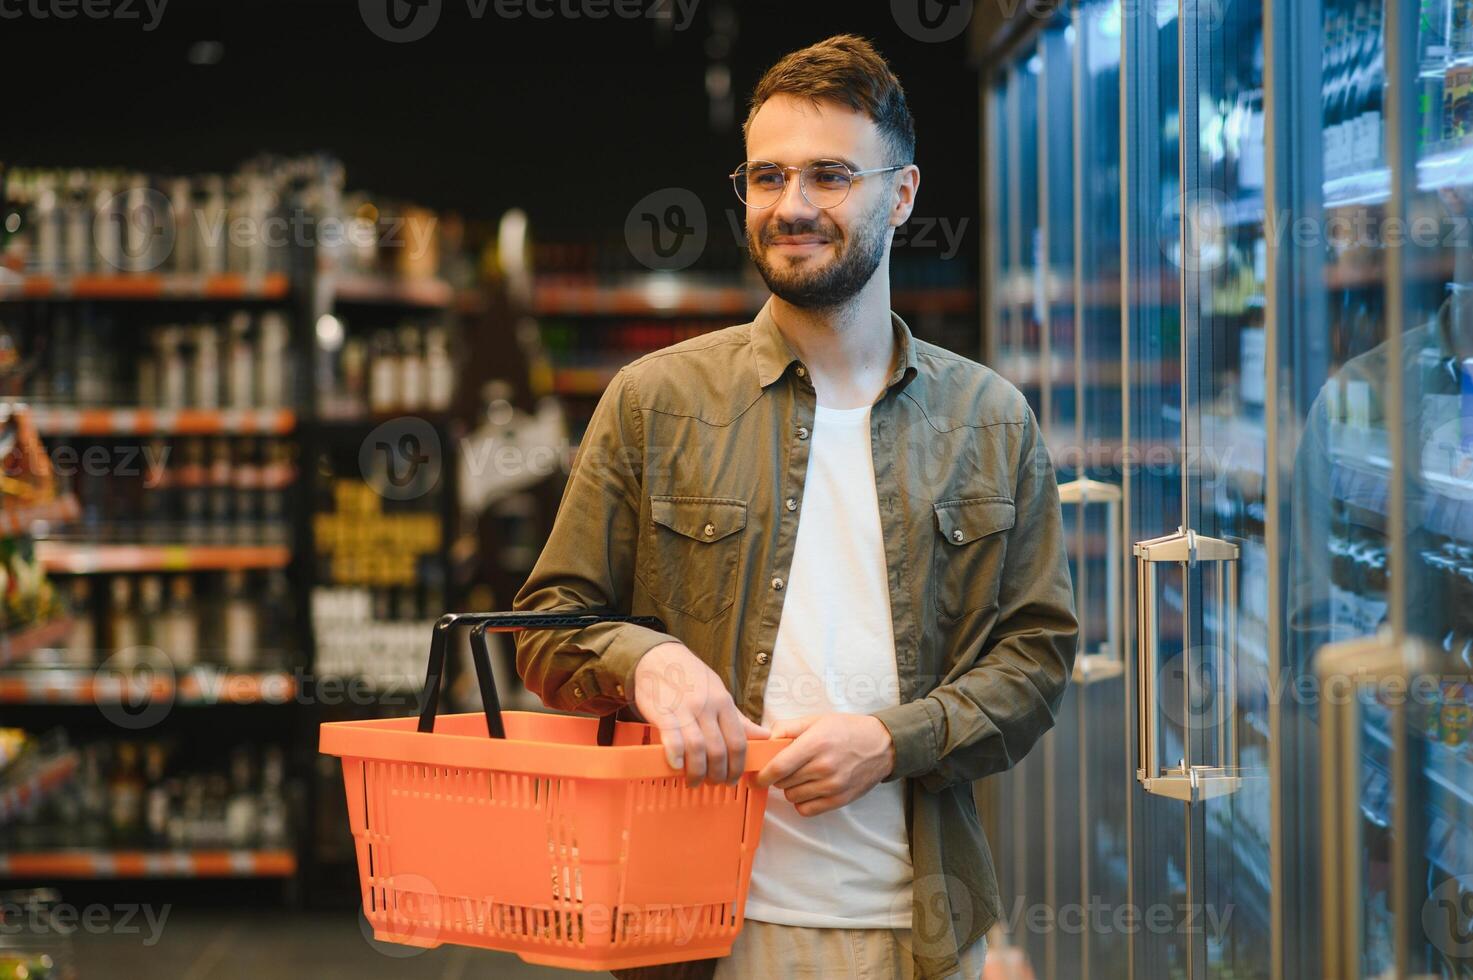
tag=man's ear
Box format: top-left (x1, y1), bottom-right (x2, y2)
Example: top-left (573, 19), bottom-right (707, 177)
top-left (889, 165), bottom-right (920, 228)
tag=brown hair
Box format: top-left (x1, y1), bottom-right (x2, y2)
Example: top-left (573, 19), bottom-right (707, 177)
top-left (744, 34), bottom-right (916, 165)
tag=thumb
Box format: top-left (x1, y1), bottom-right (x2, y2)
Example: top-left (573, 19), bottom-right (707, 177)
top-left (769, 715), bottom-right (819, 740)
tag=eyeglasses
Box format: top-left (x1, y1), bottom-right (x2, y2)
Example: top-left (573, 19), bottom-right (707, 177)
top-left (729, 160), bottom-right (906, 210)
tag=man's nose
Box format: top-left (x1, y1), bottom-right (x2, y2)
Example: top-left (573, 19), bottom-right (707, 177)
top-left (771, 171), bottom-right (820, 224)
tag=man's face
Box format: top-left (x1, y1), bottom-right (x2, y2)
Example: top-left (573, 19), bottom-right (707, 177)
top-left (743, 94), bottom-right (913, 310)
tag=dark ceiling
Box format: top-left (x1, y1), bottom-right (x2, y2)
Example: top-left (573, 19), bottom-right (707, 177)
top-left (7, 0), bottom-right (980, 249)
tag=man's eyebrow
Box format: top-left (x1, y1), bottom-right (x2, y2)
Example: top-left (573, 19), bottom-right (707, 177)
top-left (754, 156), bottom-right (862, 170)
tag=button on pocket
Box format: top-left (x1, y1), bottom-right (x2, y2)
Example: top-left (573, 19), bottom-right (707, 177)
top-left (642, 495), bottom-right (747, 622)
top-left (933, 496), bottom-right (1015, 620)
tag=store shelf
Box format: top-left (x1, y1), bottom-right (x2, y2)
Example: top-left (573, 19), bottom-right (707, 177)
top-left (1323, 144), bottom-right (1473, 208)
top-left (37, 542), bottom-right (291, 574)
top-left (0, 495), bottom-right (80, 537)
top-left (1363, 717), bottom-right (1473, 824)
top-left (533, 275), bottom-right (762, 316)
top-left (30, 406), bottom-right (296, 437)
top-left (1327, 422), bottom-right (1473, 540)
top-left (0, 750), bottom-right (79, 825)
top-left (331, 274), bottom-right (454, 308)
top-left (1323, 254), bottom-right (1455, 290)
top-left (533, 275), bottom-right (977, 318)
top-left (993, 355), bottom-right (1178, 388)
top-left (0, 849), bottom-right (297, 878)
top-left (0, 668), bottom-right (296, 705)
top-left (548, 366), bottom-right (619, 396)
top-left (0, 272), bottom-right (290, 302)
top-left (0, 618), bottom-right (75, 669)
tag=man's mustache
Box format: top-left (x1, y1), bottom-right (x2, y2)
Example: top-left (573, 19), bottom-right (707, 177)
top-left (757, 220), bottom-right (844, 245)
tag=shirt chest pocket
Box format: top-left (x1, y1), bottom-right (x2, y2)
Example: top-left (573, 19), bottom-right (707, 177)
top-left (640, 495), bottom-right (747, 623)
top-left (933, 496), bottom-right (1015, 621)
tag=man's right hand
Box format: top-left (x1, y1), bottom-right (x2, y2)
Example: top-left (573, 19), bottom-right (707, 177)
top-left (633, 641), bottom-right (768, 786)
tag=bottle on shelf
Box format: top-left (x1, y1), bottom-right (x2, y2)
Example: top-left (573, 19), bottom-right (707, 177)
top-left (108, 575), bottom-right (141, 668)
top-left (222, 569), bottom-right (258, 671)
top-left (160, 576), bottom-right (199, 668)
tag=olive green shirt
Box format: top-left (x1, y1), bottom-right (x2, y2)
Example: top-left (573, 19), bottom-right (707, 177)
top-left (513, 299), bottom-right (1077, 980)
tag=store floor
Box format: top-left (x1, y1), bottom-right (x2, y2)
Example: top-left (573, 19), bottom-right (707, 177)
top-left (71, 907), bottom-right (586, 979)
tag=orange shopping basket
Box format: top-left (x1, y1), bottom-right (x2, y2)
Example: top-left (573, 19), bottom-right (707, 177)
top-left (318, 611), bottom-right (788, 972)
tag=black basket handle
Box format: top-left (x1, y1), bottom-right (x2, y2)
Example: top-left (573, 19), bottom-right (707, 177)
top-left (416, 611), bottom-right (667, 746)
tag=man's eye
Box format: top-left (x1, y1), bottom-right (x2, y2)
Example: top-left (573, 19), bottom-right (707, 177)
top-left (752, 171), bottom-right (784, 188)
top-left (811, 170), bottom-right (850, 188)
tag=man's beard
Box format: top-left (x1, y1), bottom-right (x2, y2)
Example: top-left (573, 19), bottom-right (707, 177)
top-left (747, 196), bottom-right (890, 310)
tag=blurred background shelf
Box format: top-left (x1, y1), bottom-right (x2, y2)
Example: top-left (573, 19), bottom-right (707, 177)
top-left (0, 272), bottom-right (291, 302)
top-left (37, 543), bottom-right (292, 574)
top-left (29, 407), bottom-right (296, 436)
top-left (0, 849), bottom-right (297, 878)
top-left (0, 617), bottom-right (75, 668)
top-left (0, 748), bottom-right (79, 824)
top-left (0, 668), bottom-right (297, 705)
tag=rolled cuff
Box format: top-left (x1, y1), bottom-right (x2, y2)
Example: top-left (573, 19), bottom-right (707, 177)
top-left (569, 623), bottom-right (683, 710)
top-left (873, 698), bottom-right (943, 782)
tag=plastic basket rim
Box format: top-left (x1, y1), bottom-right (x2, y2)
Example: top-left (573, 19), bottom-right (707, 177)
top-left (319, 710), bottom-right (789, 780)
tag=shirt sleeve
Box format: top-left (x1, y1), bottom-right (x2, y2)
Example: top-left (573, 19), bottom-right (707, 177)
top-left (512, 368), bottom-right (681, 715)
top-left (872, 408), bottom-right (1079, 792)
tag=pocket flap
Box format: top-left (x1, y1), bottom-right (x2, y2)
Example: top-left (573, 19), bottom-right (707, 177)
top-left (934, 497), bottom-right (1015, 545)
top-left (650, 495), bottom-right (748, 542)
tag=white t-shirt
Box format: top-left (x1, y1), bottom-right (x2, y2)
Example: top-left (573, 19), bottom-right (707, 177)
top-left (744, 402), bottom-right (914, 929)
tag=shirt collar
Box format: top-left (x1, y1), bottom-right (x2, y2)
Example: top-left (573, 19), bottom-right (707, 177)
top-left (751, 297), bottom-right (920, 394)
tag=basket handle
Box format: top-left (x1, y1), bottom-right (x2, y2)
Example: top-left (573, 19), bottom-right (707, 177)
top-left (415, 611), bottom-right (668, 746)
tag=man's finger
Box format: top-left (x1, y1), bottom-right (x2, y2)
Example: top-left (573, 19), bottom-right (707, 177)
top-left (774, 763), bottom-right (826, 791)
top-left (717, 707), bottom-right (749, 783)
top-left (756, 732), bottom-right (822, 788)
top-left (768, 715), bottom-right (819, 740)
top-left (783, 779), bottom-right (834, 806)
top-left (657, 722), bottom-right (685, 771)
top-left (741, 715), bottom-right (771, 739)
top-left (697, 712), bottom-right (728, 785)
top-left (679, 717), bottom-right (707, 786)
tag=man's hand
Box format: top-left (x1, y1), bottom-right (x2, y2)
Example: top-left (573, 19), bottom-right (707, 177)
top-left (755, 713), bottom-right (896, 816)
top-left (634, 642), bottom-right (768, 787)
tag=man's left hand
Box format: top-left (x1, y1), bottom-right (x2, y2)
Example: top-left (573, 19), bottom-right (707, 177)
top-left (755, 713), bottom-right (896, 816)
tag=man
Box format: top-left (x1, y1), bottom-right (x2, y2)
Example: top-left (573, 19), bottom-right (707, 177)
top-left (514, 34), bottom-right (1077, 980)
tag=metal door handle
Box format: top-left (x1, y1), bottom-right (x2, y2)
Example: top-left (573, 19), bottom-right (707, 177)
top-left (1058, 479), bottom-right (1125, 684)
top-left (1133, 527), bottom-right (1242, 802)
top-left (1314, 632), bottom-right (1435, 979)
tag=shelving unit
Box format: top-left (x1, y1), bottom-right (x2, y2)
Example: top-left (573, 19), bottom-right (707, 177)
top-left (36, 543), bottom-right (292, 574)
top-left (0, 749), bottom-right (79, 824)
top-left (0, 272), bottom-right (291, 302)
top-left (0, 850), bottom-right (297, 878)
top-left (0, 669), bottom-right (296, 705)
top-left (30, 407), bottom-right (295, 437)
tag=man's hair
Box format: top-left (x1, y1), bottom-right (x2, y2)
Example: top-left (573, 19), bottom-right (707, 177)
top-left (744, 34), bottom-right (916, 166)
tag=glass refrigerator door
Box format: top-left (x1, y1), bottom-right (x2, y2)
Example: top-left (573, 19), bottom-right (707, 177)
top-left (1122, 0), bottom-right (1191, 976)
top-left (1069, 3), bottom-right (1133, 980)
top-left (1038, 21), bottom-right (1085, 980)
top-left (987, 48), bottom-right (1056, 975)
top-left (1400, 0), bottom-right (1473, 972)
top-left (1185, 0), bottom-right (1274, 976)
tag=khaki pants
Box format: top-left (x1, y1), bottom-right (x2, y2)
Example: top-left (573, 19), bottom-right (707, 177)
top-left (711, 920), bottom-right (988, 980)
